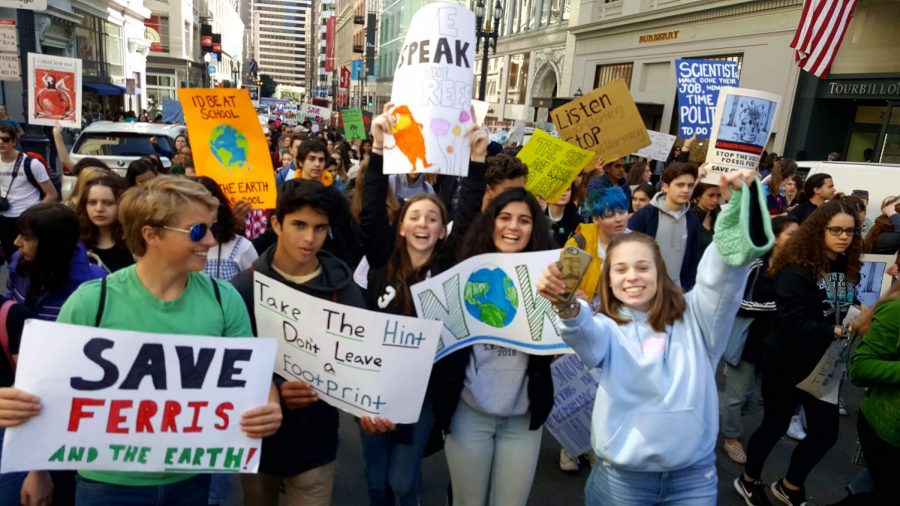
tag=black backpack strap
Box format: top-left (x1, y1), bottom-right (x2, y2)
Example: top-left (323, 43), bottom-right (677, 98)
top-left (209, 275), bottom-right (226, 334)
top-left (21, 156), bottom-right (45, 197)
top-left (95, 276), bottom-right (108, 327)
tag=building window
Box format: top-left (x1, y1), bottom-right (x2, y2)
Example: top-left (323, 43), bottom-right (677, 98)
top-left (146, 73), bottom-right (177, 114)
top-left (76, 14), bottom-right (124, 80)
top-left (145, 16), bottom-right (169, 53)
top-left (697, 53), bottom-right (743, 77)
top-left (594, 62), bottom-right (633, 88)
top-left (506, 53), bottom-right (530, 105)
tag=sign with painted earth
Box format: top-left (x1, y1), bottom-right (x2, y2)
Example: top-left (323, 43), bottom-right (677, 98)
top-left (464, 266), bottom-right (518, 328)
top-left (210, 124), bottom-right (250, 174)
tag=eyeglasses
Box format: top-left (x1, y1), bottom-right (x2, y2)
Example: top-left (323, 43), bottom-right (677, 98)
top-left (825, 226), bottom-right (859, 237)
top-left (0, 136), bottom-right (13, 143)
top-left (163, 222), bottom-right (219, 242)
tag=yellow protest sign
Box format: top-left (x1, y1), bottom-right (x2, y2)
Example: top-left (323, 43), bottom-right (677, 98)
top-left (517, 130), bottom-right (595, 202)
top-left (178, 88), bottom-right (276, 209)
top-left (550, 79), bottom-right (651, 163)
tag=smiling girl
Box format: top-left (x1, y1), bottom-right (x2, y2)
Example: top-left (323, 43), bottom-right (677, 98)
top-left (539, 169), bottom-right (771, 505)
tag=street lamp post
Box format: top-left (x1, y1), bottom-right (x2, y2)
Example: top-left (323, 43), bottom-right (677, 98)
top-left (231, 61), bottom-right (241, 88)
top-left (474, 0), bottom-right (503, 102)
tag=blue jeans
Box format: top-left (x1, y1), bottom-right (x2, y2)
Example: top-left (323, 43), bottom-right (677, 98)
top-left (444, 401), bottom-right (543, 506)
top-left (0, 428), bottom-right (26, 505)
top-left (359, 397), bottom-right (435, 506)
top-left (721, 361), bottom-right (763, 438)
top-left (75, 474), bottom-right (211, 506)
top-left (586, 455), bottom-right (718, 506)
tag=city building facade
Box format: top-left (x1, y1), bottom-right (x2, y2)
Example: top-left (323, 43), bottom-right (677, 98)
top-left (563, 0), bottom-right (803, 155)
top-left (252, 0), bottom-right (312, 88)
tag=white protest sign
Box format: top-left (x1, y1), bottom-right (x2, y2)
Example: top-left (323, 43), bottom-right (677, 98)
top-left (301, 103), bottom-right (332, 123)
top-left (27, 53), bottom-right (82, 128)
top-left (0, 19), bottom-right (17, 53)
top-left (411, 250), bottom-right (572, 360)
top-left (703, 87), bottom-right (781, 185)
top-left (253, 273), bottom-right (443, 423)
top-left (545, 354), bottom-right (600, 457)
top-left (1, 320), bottom-right (275, 474)
top-left (386, 3), bottom-right (476, 176)
top-left (471, 99), bottom-right (489, 127)
top-left (0, 53), bottom-right (19, 82)
top-left (634, 130), bottom-right (677, 161)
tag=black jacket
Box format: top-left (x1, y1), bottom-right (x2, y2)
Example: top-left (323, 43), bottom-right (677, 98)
top-left (736, 257), bottom-right (777, 365)
top-left (231, 247), bottom-right (365, 477)
top-left (548, 203), bottom-right (581, 247)
top-left (763, 257), bottom-right (854, 384)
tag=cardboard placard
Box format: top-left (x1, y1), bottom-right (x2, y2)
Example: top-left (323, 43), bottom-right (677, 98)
top-left (386, 3), bottom-right (476, 176)
top-left (675, 59), bottom-right (740, 138)
top-left (1, 321), bottom-right (275, 473)
top-left (703, 87), bottom-right (781, 185)
top-left (550, 79), bottom-right (650, 162)
top-left (518, 129), bottom-right (595, 202)
top-left (179, 88), bottom-right (277, 209)
top-left (411, 250), bottom-right (573, 360)
top-left (254, 273), bottom-right (443, 423)
top-left (27, 53), bottom-right (81, 128)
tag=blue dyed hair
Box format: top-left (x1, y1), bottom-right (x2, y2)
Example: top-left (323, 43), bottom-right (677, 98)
top-left (582, 181), bottom-right (629, 220)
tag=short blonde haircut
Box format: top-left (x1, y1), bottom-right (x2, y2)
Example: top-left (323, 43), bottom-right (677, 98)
top-left (66, 166), bottom-right (112, 208)
top-left (118, 175), bottom-right (218, 256)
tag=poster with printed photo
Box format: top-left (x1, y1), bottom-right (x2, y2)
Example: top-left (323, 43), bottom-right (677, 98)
top-left (857, 254), bottom-right (896, 308)
top-left (27, 53), bottom-right (81, 128)
top-left (702, 87), bottom-right (780, 185)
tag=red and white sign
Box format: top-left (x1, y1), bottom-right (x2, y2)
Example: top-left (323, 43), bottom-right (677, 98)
top-left (0, 18), bottom-right (17, 53)
top-left (27, 53), bottom-right (82, 128)
top-left (339, 66), bottom-right (350, 89)
top-left (325, 17), bottom-right (335, 73)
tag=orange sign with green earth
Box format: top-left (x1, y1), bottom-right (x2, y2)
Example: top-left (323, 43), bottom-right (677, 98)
top-left (178, 88), bottom-right (277, 209)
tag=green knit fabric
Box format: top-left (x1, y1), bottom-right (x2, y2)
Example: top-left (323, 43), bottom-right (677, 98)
top-left (713, 179), bottom-right (774, 266)
top-left (850, 297), bottom-right (900, 446)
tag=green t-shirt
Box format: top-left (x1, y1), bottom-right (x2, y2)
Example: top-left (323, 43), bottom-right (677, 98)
top-left (56, 265), bottom-right (253, 487)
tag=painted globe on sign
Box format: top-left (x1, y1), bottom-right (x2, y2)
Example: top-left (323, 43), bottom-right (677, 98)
top-left (463, 266), bottom-right (518, 328)
top-left (209, 124), bottom-right (250, 172)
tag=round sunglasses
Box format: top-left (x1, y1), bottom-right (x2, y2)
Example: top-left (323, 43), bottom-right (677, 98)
top-left (162, 222), bottom-right (220, 242)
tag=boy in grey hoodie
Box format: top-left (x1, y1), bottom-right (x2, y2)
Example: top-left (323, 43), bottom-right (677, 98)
top-left (629, 163), bottom-right (702, 290)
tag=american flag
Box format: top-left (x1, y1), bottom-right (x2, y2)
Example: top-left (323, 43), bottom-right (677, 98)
top-left (789, 0), bottom-right (860, 78)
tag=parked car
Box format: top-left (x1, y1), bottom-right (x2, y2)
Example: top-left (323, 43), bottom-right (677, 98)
top-left (68, 121), bottom-right (186, 175)
top-left (795, 161), bottom-right (900, 219)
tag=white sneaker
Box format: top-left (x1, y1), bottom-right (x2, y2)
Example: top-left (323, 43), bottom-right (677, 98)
top-left (786, 415), bottom-right (806, 440)
top-left (559, 449), bottom-right (579, 472)
top-left (838, 398), bottom-right (848, 416)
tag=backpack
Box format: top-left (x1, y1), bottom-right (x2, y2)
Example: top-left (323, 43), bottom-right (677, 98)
top-left (6, 154), bottom-right (48, 200)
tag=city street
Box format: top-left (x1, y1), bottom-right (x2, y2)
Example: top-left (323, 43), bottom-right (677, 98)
top-left (330, 371), bottom-right (866, 505)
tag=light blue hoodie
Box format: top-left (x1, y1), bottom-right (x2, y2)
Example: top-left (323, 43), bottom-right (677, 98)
top-left (558, 245), bottom-right (750, 472)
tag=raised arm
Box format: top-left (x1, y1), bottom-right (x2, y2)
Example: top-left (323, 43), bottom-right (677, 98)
top-left (686, 173), bottom-right (773, 359)
top-left (362, 107), bottom-right (400, 269)
top-left (52, 125), bottom-right (73, 172)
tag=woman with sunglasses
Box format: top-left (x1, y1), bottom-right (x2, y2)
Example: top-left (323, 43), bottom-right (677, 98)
top-left (0, 176), bottom-right (282, 505)
top-left (738, 200), bottom-right (862, 506)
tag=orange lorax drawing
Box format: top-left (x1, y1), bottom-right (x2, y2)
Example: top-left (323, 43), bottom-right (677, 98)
top-left (387, 105), bottom-right (431, 171)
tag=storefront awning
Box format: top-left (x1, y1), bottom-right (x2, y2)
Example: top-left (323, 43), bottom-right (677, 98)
top-left (83, 83), bottom-right (126, 96)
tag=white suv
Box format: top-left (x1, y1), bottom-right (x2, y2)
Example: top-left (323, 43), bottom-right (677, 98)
top-left (69, 121), bottom-right (186, 175)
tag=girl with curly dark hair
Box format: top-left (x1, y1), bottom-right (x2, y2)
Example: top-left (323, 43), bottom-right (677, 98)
top-left (739, 200), bottom-right (862, 506)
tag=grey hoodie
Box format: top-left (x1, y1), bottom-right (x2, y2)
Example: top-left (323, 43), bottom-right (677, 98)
top-left (649, 193), bottom-right (690, 287)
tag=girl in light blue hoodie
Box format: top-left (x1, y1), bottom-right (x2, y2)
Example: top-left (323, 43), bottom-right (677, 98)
top-left (537, 169), bottom-right (772, 505)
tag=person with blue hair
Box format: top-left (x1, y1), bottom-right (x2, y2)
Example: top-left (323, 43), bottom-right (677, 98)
top-left (564, 181), bottom-right (631, 310)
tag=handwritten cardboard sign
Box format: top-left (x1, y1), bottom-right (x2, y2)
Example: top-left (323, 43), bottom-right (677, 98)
top-left (27, 53), bottom-right (81, 128)
top-left (634, 130), bottom-right (677, 161)
top-left (179, 88), bottom-right (277, 209)
top-left (545, 354), bottom-right (600, 457)
top-left (386, 3), bottom-right (476, 176)
top-left (342, 108), bottom-right (367, 141)
top-left (518, 129), bottom-right (595, 201)
top-left (411, 250), bottom-right (573, 360)
top-left (253, 273), bottom-right (443, 423)
top-left (675, 59), bottom-right (740, 138)
top-left (1, 320), bottom-right (275, 473)
top-left (703, 87), bottom-right (780, 185)
top-left (550, 79), bottom-right (650, 162)
top-left (301, 104), bottom-right (332, 124)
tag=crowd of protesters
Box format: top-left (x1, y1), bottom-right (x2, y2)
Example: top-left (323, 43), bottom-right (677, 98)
top-left (0, 101), bottom-right (895, 506)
